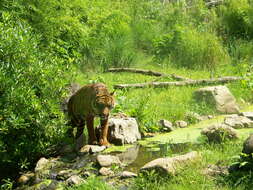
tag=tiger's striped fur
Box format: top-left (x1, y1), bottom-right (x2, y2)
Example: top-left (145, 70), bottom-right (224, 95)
top-left (67, 83), bottom-right (114, 146)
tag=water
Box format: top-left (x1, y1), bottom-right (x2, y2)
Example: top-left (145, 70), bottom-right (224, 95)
top-left (113, 142), bottom-right (198, 173)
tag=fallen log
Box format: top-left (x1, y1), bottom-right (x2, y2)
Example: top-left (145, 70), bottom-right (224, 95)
top-left (114, 76), bottom-right (243, 89)
top-left (107, 68), bottom-right (188, 81)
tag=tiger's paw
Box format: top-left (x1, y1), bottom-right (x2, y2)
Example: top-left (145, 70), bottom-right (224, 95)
top-left (99, 139), bottom-right (111, 148)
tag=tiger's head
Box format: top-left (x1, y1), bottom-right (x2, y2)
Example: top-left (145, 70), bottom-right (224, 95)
top-left (92, 91), bottom-right (115, 120)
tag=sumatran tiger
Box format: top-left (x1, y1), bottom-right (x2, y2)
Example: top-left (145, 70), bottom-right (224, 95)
top-left (67, 83), bottom-right (115, 146)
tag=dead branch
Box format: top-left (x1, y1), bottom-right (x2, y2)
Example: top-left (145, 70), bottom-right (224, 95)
top-left (114, 76), bottom-right (242, 89)
top-left (107, 68), bottom-right (189, 81)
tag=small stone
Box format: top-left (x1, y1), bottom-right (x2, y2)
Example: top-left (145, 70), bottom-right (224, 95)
top-left (186, 112), bottom-right (203, 122)
top-left (175, 120), bottom-right (188, 128)
top-left (242, 134), bottom-right (253, 154)
top-left (35, 158), bottom-right (49, 172)
top-left (79, 145), bottom-right (106, 155)
top-left (99, 167), bottom-right (114, 176)
top-left (57, 170), bottom-right (75, 180)
top-left (202, 164), bottom-right (228, 177)
top-left (120, 171), bottom-right (137, 179)
top-left (17, 172), bottom-right (35, 185)
top-left (66, 175), bottom-right (85, 186)
top-left (159, 119), bottom-right (174, 132)
top-left (81, 171), bottom-right (91, 178)
top-left (97, 155), bottom-right (121, 167)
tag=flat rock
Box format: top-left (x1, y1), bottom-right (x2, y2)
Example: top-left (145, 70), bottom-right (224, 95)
top-left (242, 134), bottom-right (253, 154)
top-left (97, 155), bottom-right (121, 167)
top-left (194, 86), bottom-right (239, 114)
top-left (66, 175), bottom-right (85, 186)
top-left (224, 115), bottom-right (253, 129)
top-left (201, 124), bottom-right (238, 143)
top-left (140, 151), bottom-right (199, 176)
top-left (159, 119), bottom-right (174, 132)
top-left (99, 167), bottom-right (114, 176)
top-left (79, 145), bottom-right (106, 154)
top-left (120, 171), bottom-right (137, 179)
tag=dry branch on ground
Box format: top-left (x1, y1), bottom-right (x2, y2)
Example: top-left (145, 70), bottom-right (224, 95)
top-left (107, 68), bottom-right (189, 81)
top-left (113, 76), bottom-right (242, 89)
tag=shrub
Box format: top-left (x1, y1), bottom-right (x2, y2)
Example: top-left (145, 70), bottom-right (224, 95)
top-left (153, 26), bottom-right (229, 70)
top-left (88, 11), bottom-right (137, 70)
top-left (0, 13), bottom-right (71, 179)
top-left (219, 0), bottom-right (253, 39)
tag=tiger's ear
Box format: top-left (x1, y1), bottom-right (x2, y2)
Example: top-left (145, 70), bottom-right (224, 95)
top-left (110, 90), bottom-right (116, 96)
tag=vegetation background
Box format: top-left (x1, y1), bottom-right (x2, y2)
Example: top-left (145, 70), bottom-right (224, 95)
top-left (0, 0), bottom-right (253, 189)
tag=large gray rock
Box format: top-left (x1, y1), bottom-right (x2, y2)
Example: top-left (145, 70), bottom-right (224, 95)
top-left (159, 119), bottom-right (174, 132)
top-left (224, 115), bottom-right (253, 129)
top-left (97, 155), bottom-right (121, 167)
top-left (201, 124), bottom-right (238, 143)
top-left (97, 117), bottom-right (141, 145)
top-left (194, 86), bottom-right (239, 114)
top-left (140, 151), bottom-right (199, 176)
top-left (242, 134), bottom-right (253, 154)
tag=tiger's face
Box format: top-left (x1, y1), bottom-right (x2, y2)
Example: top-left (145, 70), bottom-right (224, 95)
top-left (92, 93), bottom-right (115, 120)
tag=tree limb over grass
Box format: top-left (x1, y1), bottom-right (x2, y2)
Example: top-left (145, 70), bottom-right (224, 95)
top-left (107, 68), bottom-right (189, 81)
top-left (113, 76), bottom-right (242, 89)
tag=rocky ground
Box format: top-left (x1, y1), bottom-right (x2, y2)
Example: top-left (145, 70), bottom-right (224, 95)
top-left (15, 86), bottom-right (253, 190)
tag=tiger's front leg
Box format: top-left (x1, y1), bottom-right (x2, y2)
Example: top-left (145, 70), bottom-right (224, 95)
top-left (99, 118), bottom-right (110, 147)
top-left (86, 115), bottom-right (98, 145)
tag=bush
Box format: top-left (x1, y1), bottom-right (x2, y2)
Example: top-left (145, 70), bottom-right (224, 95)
top-left (153, 26), bottom-right (229, 70)
top-left (87, 10), bottom-right (137, 70)
top-left (0, 13), bottom-right (71, 179)
top-left (219, 0), bottom-right (253, 39)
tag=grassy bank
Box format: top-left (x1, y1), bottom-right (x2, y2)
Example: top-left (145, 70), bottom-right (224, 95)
top-left (1, 0), bottom-right (253, 186)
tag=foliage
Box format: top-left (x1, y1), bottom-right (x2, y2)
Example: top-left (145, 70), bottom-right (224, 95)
top-left (0, 13), bottom-right (71, 180)
top-left (153, 25), bottom-right (229, 70)
top-left (219, 0), bottom-right (253, 39)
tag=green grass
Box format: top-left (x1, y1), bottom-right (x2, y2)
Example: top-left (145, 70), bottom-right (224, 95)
top-left (67, 177), bottom-right (115, 190)
top-left (74, 61), bottom-right (251, 133)
top-left (69, 57), bottom-right (253, 190)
